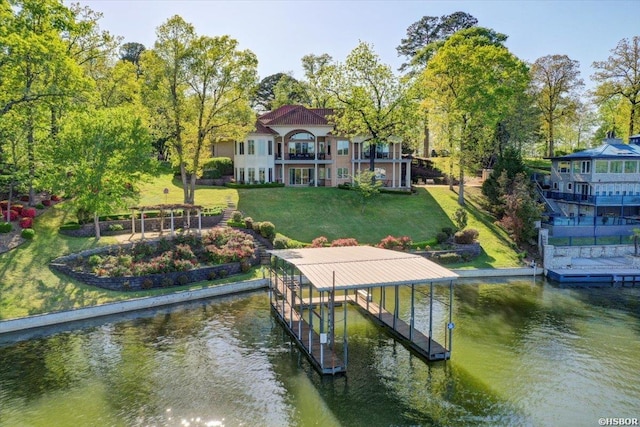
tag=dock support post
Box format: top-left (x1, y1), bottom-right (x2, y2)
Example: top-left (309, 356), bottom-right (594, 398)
top-left (410, 284), bottom-right (415, 341)
top-left (393, 285), bottom-right (399, 331)
top-left (343, 289), bottom-right (348, 368)
top-left (448, 280), bottom-right (454, 354)
top-left (428, 281), bottom-right (434, 357)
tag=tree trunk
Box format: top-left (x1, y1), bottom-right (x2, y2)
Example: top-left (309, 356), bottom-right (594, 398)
top-left (180, 163), bottom-right (189, 204)
top-left (369, 142), bottom-right (375, 172)
top-left (629, 99), bottom-right (637, 139)
top-left (94, 212), bottom-right (101, 239)
top-left (548, 117), bottom-right (555, 158)
top-left (458, 167), bottom-right (465, 206)
top-left (448, 157), bottom-right (454, 191)
top-left (27, 107), bottom-right (36, 206)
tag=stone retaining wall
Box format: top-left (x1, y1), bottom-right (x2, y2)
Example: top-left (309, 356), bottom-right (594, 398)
top-left (543, 244), bottom-right (639, 269)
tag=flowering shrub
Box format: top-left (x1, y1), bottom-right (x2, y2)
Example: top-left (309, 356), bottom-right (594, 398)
top-left (453, 229), bottom-right (479, 244)
top-left (231, 210), bottom-right (243, 222)
top-left (20, 195), bottom-right (30, 202)
top-left (77, 226), bottom-right (256, 278)
top-left (331, 238), bottom-right (359, 247)
top-left (51, 195), bottom-right (61, 201)
top-left (12, 204), bottom-right (23, 215)
top-left (311, 236), bottom-right (328, 248)
top-left (259, 221), bottom-right (276, 240)
top-left (42, 200), bottom-right (51, 207)
top-left (2, 210), bottom-right (18, 221)
top-left (22, 208), bottom-right (37, 218)
top-left (377, 235), bottom-right (412, 251)
top-left (19, 217), bottom-right (33, 229)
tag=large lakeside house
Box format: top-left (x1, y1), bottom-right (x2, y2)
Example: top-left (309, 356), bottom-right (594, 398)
top-left (545, 135), bottom-right (640, 219)
top-left (212, 105), bottom-right (411, 188)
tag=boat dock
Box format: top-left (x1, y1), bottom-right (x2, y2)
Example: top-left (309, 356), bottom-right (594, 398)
top-left (268, 246), bottom-right (458, 376)
top-left (546, 257), bottom-right (640, 285)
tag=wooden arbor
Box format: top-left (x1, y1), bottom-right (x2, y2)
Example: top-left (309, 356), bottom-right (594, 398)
top-left (128, 204), bottom-right (204, 239)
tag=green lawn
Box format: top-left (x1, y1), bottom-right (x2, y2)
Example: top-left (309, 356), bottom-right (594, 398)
top-left (238, 186), bottom-right (454, 244)
top-left (0, 167), bottom-right (521, 319)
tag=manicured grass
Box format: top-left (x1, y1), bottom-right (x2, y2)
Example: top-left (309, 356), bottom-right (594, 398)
top-left (237, 186), bottom-right (454, 244)
top-left (427, 186), bottom-right (521, 268)
top-left (135, 165), bottom-right (238, 208)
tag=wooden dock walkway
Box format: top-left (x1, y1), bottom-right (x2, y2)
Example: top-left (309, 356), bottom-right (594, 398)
top-left (348, 294), bottom-right (449, 361)
top-left (271, 277), bottom-right (345, 375)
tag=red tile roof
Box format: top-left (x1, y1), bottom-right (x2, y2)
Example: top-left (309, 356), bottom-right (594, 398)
top-left (251, 121), bottom-right (278, 135)
top-left (259, 105), bottom-right (335, 126)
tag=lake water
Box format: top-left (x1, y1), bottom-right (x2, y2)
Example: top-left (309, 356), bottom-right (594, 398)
top-left (1, 278), bottom-right (639, 426)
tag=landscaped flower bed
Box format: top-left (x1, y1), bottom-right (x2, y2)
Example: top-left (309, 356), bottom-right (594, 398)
top-left (49, 227), bottom-right (260, 291)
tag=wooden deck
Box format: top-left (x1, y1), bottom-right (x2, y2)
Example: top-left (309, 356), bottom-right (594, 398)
top-left (348, 294), bottom-right (449, 361)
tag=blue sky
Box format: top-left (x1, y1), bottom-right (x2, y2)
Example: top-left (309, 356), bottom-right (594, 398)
top-left (76, 0), bottom-right (639, 88)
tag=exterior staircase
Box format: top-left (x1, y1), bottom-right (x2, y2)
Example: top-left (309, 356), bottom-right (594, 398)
top-left (219, 196), bottom-right (236, 226)
top-left (220, 196), bottom-right (271, 265)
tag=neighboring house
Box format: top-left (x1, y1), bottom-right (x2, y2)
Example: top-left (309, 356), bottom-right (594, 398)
top-left (216, 105), bottom-right (411, 188)
top-left (545, 135), bottom-right (640, 219)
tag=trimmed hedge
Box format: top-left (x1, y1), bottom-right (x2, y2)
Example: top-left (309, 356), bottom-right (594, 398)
top-left (225, 182), bottom-right (285, 189)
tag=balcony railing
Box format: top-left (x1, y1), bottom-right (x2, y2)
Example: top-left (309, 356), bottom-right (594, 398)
top-left (543, 190), bottom-right (640, 206)
top-left (275, 153), bottom-right (331, 161)
top-left (359, 152), bottom-right (390, 159)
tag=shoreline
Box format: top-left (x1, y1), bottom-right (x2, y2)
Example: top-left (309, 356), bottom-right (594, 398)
top-left (0, 267), bottom-right (542, 336)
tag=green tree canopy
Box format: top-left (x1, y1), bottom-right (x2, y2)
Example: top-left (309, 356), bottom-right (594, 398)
top-left (44, 107), bottom-right (155, 238)
top-left (592, 36), bottom-right (640, 141)
top-left (327, 41), bottom-right (420, 172)
top-left (420, 27), bottom-right (530, 205)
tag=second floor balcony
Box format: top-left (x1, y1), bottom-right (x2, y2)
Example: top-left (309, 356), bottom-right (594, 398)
top-left (544, 190), bottom-right (640, 206)
top-left (275, 153), bottom-right (332, 161)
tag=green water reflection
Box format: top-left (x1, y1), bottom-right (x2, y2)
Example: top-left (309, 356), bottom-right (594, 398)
top-left (1, 279), bottom-right (639, 426)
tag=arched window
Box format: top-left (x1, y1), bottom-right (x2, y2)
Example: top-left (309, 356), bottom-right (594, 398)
top-left (288, 132), bottom-right (315, 158)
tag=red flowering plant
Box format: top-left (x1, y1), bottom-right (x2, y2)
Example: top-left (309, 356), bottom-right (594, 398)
top-left (330, 238), bottom-right (359, 247)
top-left (19, 217), bottom-right (33, 229)
top-left (22, 208), bottom-right (37, 218)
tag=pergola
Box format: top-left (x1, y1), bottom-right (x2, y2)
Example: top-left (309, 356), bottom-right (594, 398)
top-left (128, 204), bottom-right (204, 239)
top-left (268, 246), bottom-right (458, 375)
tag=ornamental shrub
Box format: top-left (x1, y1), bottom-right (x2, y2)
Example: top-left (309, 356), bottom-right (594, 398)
top-left (161, 277), bottom-right (174, 288)
top-left (51, 195), bottom-right (61, 201)
top-left (330, 238), bottom-right (359, 247)
top-left (108, 223), bottom-right (124, 232)
top-left (231, 210), bottom-right (243, 222)
top-left (311, 236), bottom-right (328, 248)
top-left (19, 217), bottom-right (33, 229)
top-left (454, 228), bottom-right (479, 244)
top-left (0, 222), bottom-right (12, 233)
top-left (435, 232), bottom-right (449, 244)
top-left (141, 278), bottom-right (154, 289)
top-left (12, 204), bottom-right (23, 215)
top-left (435, 253), bottom-right (462, 264)
top-left (35, 203), bottom-right (45, 209)
top-left (22, 207), bottom-right (36, 218)
top-left (0, 201), bottom-right (8, 209)
top-left (177, 275), bottom-right (189, 286)
top-left (377, 235), bottom-right (412, 251)
top-left (273, 236), bottom-right (289, 249)
top-left (2, 210), bottom-right (18, 221)
top-left (218, 269), bottom-right (228, 278)
top-left (21, 228), bottom-right (35, 239)
top-left (259, 221), bottom-right (275, 240)
top-left (88, 255), bottom-right (103, 266)
top-left (243, 217), bottom-right (253, 229)
top-left (42, 199), bottom-right (51, 207)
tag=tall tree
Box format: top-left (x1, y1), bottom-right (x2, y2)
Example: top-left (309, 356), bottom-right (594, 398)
top-left (272, 74), bottom-right (310, 109)
top-left (143, 15), bottom-right (257, 204)
top-left (420, 27), bottom-right (529, 205)
top-left (592, 36), bottom-right (640, 140)
top-left (327, 42), bottom-right (419, 174)
top-left (530, 55), bottom-right (584, 157)
top-left (301, 53), bottom-right (335, 108)
top-left (44, 107), bottom-right (155, 238)
top-left (397, 11), bottom-right (478, 72)
top-left (252, 72), bottom-right (286, 111)
top-left (119, 41), bottom-right (146, 77)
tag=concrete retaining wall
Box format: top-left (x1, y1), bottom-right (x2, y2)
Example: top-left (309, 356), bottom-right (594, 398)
top-left (453, 267), bottom-right (542, 278)
top-left (543, 244), bottom-right (637, 269)
top-left (0, 279), bottom-right (268, 334)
